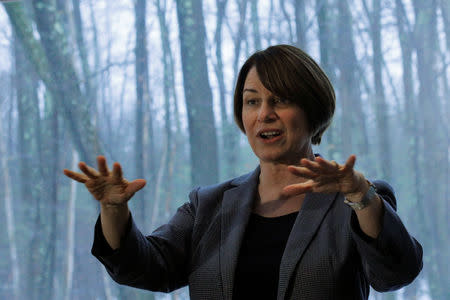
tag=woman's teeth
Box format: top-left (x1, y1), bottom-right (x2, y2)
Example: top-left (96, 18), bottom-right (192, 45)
top-left (260, 131), bottom-right (281, 139)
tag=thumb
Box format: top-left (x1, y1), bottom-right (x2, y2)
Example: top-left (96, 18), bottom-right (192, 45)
top-left (124, 179), bottom-right (146, 198)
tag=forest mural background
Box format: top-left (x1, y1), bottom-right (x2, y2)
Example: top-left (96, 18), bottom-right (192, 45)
top-left (0, 0), bottom-right (448, 299)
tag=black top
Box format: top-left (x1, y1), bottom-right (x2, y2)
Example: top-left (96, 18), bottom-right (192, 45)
top-left (232, 211), bottom-right (299, 300)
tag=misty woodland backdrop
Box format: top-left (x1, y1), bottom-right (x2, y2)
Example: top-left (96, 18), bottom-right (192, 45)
top-left (0, 0), bottom-right (448, 299)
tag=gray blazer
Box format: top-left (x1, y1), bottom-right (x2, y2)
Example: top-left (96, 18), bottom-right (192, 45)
top-left (92, 166), bottom-right (423, 300)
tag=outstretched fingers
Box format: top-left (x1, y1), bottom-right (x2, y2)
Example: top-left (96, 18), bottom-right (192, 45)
top-left (283, 155), bottom-right (359, 196)
top-left (124, 179), bottom-right (147, 198)
top-left (63, 169), bottom-right (88, 183)
top-left (282, 180), bottom-right (315, 197)
top-left (78, 162), bottom-right (100, 179)
top-left (287, 165), bottom-right (318, 179)
top-left (300, 158), bottom-right (322, 173)
top-left (112, 162), bottom-right (124, 182)
top-left (341, 155), bottom-right (357, 172)
top-left (97, 156), bottom-right (110, 176)
top-left (315, 156), bottom-right (340, 172)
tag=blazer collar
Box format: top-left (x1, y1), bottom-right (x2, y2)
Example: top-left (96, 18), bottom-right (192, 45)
top-left (277, 191), bottom-right (338, 299)
top-left (220, 166), bottom-right (260, 300)
top-left (219, 165), bottom-right (337, 300)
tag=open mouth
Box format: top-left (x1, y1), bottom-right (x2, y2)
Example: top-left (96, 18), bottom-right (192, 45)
top-left (259, 130), bottom-right (282, 139)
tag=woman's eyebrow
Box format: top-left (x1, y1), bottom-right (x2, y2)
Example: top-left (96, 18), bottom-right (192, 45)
top-left (243, 88), bottom-right (258, 93)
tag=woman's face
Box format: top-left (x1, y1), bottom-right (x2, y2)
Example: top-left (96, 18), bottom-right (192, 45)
top-left (242, 67), bottom-right (312, 164)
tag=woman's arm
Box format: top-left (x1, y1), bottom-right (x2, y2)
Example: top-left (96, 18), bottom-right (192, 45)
top-left (91, 195), bottom-right (197, 292)
top-left (343, 175), bottom-right (384, 238)
top-left (283, 155), bottom-right (423, 290)
top-left (65, 156), bottom-right (197, 292)
top-left (349, 180), bottom-right (423, 291)
top-left (100, 202), bottom-right (130, 249)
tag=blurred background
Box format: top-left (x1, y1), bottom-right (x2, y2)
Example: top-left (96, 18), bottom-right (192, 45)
top-left (0, 0), bottom-right (448, 299)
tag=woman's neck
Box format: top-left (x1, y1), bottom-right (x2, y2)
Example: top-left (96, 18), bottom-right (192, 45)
top-left (257, 149), bottom-right (315, 203)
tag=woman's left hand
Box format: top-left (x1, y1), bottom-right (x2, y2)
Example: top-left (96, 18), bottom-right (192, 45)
top-left (282, 155), bottom-right (367, 197)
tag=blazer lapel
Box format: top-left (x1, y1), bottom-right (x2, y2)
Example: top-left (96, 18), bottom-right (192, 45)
top-left (277, 192), bottom-right (338, 300)
top-left (220, 167), bottom-right (260, 300)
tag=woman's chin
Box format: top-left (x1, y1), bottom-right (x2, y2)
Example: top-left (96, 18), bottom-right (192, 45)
top-left (257, 153), bottom-right (294, 165)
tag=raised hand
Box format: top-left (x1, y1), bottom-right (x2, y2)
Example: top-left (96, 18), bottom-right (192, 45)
top-left (63, 155), bottom-right (146, 206)
top-left (282, 155), bottom-right (366, 197)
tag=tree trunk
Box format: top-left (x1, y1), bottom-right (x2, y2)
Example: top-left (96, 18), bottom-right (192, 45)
top-left (13, 29), bottom-right (44, 300)
top-left (72, 0), bottom-right (95, 105)
top-left (336, 0), bottom-right (369, 156)
top-left (134, 0), bottom-right (154, 230)
top-left (412, 1), bottom-right (449, 298)
top-left (0, 93), bottom-right (20, 300)
top-left (156, 0), bottom-right (178, 214)
top-left (64, 150), bottom-right (78, 300)
top-left (369, 0), bottom-right (392, 181)
top-left (101, 2), bottom-right (114, 158)
top-left (212, 0), bottom-right (241, 180)
top-left (3, 3), bottom-right (51, 85)
top-left (151, 141), bottom-right (169, 228)
top-left (394, 0), bottom-right (423, 297)
top-left (175, 0), bottom-right (219, 186)
top-left (232, 0), bottom-right (249, 84)
top-left (88, 0), bottom-right (100, 122)
top-left (250, 0), bottom-right (261, 50)
top-left (279, 0), bottom-right (294, 43)
top-left (315, 0), bottom-right (337, 160)
top-left (213, 0), bottom-right (229, 180)
top-left (225, 0), bottom-right (249, 179)
top-left (439, 0), bottom-right (450, 50)
top-left (266, 0), bottom-right (275, 45)
top-left (294, 0), bottom-right (307, 50)
top-left (44, 85), bottom-right (60, 300)
top-left (5, 1), bottom-right (102, 166)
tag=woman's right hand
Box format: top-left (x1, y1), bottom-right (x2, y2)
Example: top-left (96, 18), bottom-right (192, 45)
top-left (63, 155), bottom-right (146, 206)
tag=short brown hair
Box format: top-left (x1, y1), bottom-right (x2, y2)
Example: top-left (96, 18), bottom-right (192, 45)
top-left (233, 44), bottom-right (335, 145)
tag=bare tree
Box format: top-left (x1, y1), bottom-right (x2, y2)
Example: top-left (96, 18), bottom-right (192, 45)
top-left (4, 1), bottom-right (101, 165)
top-left (315, 0), bottom-right (337, 160)
top-left (363, 0), bottom-right (392, 181)
top-left (250, 0), bottom-right (261, 50)
top-left (0, 89), bottom-right (20, 300)
top-left (212, 0), bottom-right (232, 180)
top-left (440, 0), bottom-right (450, 51)
top-left (394, 0), bottom-right (422, 297)
top-left (13, 29), bottom-right (43, 300)
top-left (412, 1), bottom-right (449, 298)
top-left (294, 0), bottom-right (307, 49)
top-left (64, 150), bottom-right (78, 300)
top-left (155, 0), bottom-right (179, 218)
top-left (72, 0), bottom-right (96, 105)
top-left (336, 0), bottom-right (369, 156)
top-left (134, 0), bottom-right (155, 230)
top-left (175, 0), bottom-right (219, 186)
top-left (279, 0), bottom-right (294, 43)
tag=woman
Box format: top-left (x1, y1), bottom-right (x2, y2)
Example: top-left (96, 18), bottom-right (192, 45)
top-left (63, 45), bottom-right (422, 299)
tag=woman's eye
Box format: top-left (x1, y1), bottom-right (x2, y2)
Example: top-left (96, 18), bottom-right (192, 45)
top-left (274, 98), bottom-right (290, 104)
top-left (246, 99), bottom-right (257, 105)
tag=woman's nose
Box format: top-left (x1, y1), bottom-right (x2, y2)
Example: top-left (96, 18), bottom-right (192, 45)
top-left (257, 102), bottom-right (277, 122)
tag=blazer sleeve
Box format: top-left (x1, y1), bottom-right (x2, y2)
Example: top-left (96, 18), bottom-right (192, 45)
top-left (349, 180), bottom-right (423, 292)
top-left (91, 187), bottom-right (200, 293)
